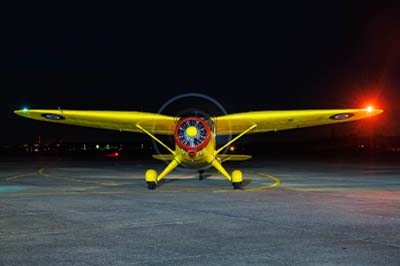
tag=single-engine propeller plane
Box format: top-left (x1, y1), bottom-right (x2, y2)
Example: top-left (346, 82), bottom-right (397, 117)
top-left (14, 95), bottom-right (383, 190)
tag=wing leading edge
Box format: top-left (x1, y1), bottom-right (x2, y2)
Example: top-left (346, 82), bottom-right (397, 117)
top-left (213, 108), bottom-right (383, 135)
top-left (14, 109), bottom-right (177, 135)
top-left (15, 108), bottom-right (383, 136)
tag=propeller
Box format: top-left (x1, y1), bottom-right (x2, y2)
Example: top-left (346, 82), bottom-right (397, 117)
top-left (152, 93), bottom-right (232, 170)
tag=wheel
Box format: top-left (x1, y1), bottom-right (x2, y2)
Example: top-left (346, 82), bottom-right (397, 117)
top-left (147, 182), bottom-right (156, 190)
top-left (232, 182), bottom-right (242, 190)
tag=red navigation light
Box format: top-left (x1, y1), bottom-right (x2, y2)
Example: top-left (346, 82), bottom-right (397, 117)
top-left (114, 152), bottom-right (119, 157)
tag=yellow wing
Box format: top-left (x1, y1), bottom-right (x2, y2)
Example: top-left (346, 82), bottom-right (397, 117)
top-left (213, 108), bottom-right (383, 135)
top-left (14, 109), bottom-right (177, 135)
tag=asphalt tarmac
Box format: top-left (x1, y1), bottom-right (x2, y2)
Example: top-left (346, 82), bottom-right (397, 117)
top-left (0, 155), bottom-right (399, 266)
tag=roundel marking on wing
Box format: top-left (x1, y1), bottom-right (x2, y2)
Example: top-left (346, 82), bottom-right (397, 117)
top-left (41, 113), bottom-right (66, 120)
top-left (329, 113), bottom-right (354, 120)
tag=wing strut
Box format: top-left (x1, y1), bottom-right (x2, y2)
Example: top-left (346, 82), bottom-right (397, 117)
top-left (216, 124), bottom-right (257, 155)
top-left (136, 124), bottom-right (175, 155)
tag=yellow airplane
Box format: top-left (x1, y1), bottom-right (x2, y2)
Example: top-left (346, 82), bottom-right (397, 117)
top-left (14, 104), bottom-right (383, 190)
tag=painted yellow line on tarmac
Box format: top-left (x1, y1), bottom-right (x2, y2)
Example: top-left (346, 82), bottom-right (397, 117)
top-left (6, 191), bottom-right (132, 196)
top-left (1, 171), bottom-right (38, 181)
top-left (2, 168), bottom-right (281, 195)
top-left (284, 187), bottom-right (362, 192)
top-left (38, 168), bottom-right (121, 186)
top-left (213, 171), bottom-right (281, 192)
top-left (143, 171), bottom-right (281, 193)
top-left (244, 171), bottom-right (281, 192)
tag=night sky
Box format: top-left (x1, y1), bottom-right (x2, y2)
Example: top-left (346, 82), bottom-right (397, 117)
top-left (2, 2), bottom-right (399, 144)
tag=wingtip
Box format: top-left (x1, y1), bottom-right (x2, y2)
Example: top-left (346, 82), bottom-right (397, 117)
top-left (14, 109), bottom-right (30, 117)
top-left (364, 107), bottom-right (383, 116)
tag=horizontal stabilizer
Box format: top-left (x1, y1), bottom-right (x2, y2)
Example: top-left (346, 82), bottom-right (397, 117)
top-left (153, 154), bottom-right (252, 162)
top-left (218, 154), bottom-right (252, 162)
top-left (152, 154), bottom-right (174, 161)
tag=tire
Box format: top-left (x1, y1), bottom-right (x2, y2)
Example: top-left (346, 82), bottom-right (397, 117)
top-left (232, 182), bottom-right (241, 190)
top-left (147, 182), bottom-right (156, 190)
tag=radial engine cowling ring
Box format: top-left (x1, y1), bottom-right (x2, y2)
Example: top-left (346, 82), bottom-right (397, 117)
top-left (174, 116), bottom-right (211, 154)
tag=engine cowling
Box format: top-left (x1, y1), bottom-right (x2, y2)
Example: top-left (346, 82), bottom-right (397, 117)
top-left (174, 116), bottom-right (211, 156)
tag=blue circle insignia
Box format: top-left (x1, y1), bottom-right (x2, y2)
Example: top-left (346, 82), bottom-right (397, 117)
top-left (41, 113), bottom-right (66, 120)
top-left (329, 113), bottom-right (354, 120)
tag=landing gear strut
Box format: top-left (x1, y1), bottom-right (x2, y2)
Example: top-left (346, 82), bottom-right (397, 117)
top-left (198, 170), bottom-right (204, 180)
